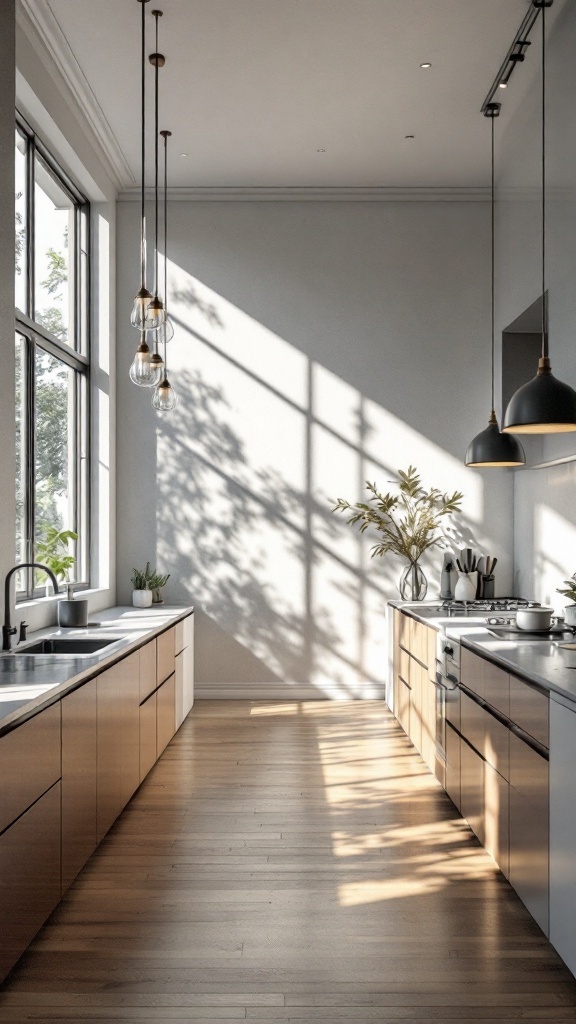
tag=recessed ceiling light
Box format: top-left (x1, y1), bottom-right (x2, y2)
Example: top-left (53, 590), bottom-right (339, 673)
top-left (180, 152), bottom-right (188, 157)
top-left (420, 62), bottom-right (431, 68)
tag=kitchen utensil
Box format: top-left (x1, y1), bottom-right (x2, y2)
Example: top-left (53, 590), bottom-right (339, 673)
top-left (516, 607), bottom-right (554, 631)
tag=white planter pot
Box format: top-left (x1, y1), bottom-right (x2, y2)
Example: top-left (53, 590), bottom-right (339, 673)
top-left (132, 589), bottom-right (152, 608)
top-left (454, 572), bottom-right (477, 603)
top-left (564, 605), bottom-right (576, 627)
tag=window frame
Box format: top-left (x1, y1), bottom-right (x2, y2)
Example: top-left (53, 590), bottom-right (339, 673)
top-left (15, 114), bottom-right (91, 601)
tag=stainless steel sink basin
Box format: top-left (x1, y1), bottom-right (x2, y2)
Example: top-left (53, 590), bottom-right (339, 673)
top-left (14, 636), bottom-right (126, 656)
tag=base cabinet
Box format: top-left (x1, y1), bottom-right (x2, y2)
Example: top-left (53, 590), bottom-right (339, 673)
top-left (0, 783), bottom-right (61, 980)
top-left (445, 722), bottom-right (461, 812)
top-left (139, 690), bottom-right (157, 783)
top-left (509, 731), bottom-right (549, 935)
top-left (550, 698), bottom-right (576, 974)
top-left (61, 680), bottom-right (97, 891)
top-left (157, 673), bottom-right (176, 756)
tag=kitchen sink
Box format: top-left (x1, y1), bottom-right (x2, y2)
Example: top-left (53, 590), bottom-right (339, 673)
top-left (14, 636), bottom-right (126, 656)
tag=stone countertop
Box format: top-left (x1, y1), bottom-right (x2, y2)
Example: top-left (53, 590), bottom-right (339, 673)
top-left (0, 604), bottom-right (193, 735)
top-left (389, 599), bottom-right (576, 707)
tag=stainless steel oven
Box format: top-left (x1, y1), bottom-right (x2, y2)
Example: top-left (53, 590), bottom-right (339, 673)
top-left (433, 635), bottom-right (462, 764)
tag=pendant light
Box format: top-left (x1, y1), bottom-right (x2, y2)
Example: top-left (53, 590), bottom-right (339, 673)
top-left (465, 104), bottom-right (525, 467)
top-left (503, 0), bottom-right (576, 434)
top-left (145, 10), bottom-right (167, 333)
top-left (130, 0), bottom-right (153, 332)
top-left (152, 128), bottom-right (178, 411)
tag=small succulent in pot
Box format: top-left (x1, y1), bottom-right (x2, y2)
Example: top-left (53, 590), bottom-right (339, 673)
top-left (557, 573), bottom-right (576, 626)
top-left (131, 562), bottom-right (153, 608)
top-left (148, 570), bottom-right (170, 605)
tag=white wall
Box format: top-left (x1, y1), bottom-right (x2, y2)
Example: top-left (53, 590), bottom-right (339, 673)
top-left (496, 1), bottom-right (576, 607)
top-left (117, 197), bottom-right (514, 698)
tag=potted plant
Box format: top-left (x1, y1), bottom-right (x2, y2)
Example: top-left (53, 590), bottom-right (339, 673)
top-left (131, 563), bottom-right (153, 608)
top-left (557, 574), bottom-right (576, 627)
top-left (332, 466), bottom-right (464, 601)
top-left (148, 570), bottom-right (170, 605)
top-left (35, 525), bottom-right (78, 590)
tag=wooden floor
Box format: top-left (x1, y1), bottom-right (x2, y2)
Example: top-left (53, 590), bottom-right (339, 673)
top-left (1, 700), bottom-right (576, 1023)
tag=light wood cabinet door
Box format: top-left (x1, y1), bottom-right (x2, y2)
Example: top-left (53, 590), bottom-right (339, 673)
top-left (0, 782), bottom-right (61, 983)
top-left (483, 759), bottom-right (509, 879)
top-left (445, 722), bottom-right (461, 812)
top-left (461, 647), bottom-right (509, 717)
top-left (120, 652), bottom-right (141, 807)
top-left (509, 676), bottom-right (549, 749)
top-left (139, 690), bottom-right (157, 783)
top-left (157, 673), bottom-right (176, 756)
top-left (397, 675), bottom-right (410, 737)
top-left (96, 666), bottom-right (122, 841)
top-left (420, 672), bottom-right (437, 776)
top-left (139, 639), bottom-right (157, 702)
top-left (0, 702), bottom-right (61, 834)
top-left (509, 731), bottom-right (549, 935)
top-left (408, 660), bottom-right (423, 754)
top-left (550, 698), bottom-right (576, 975)
top-left (157, 626), bottom-right (175, 685)
top-left (61, 680), bottom-right (97, 892)
top-left (460, 738), bottom-right (485, 845)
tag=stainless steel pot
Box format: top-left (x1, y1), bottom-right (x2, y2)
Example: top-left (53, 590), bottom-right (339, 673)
top-left (516, 607), bottom-right (554, 631)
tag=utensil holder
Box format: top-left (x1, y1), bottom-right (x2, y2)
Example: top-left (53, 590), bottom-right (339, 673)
top-left (454, 572), bottom-right (477, 603)
top-left (482, 575), bottom-right (495, 600)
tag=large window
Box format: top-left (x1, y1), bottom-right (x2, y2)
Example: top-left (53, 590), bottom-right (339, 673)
top-left (15, 118), bottom-right (90, 598)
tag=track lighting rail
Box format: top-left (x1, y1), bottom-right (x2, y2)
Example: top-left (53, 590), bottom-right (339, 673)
top-left (481, 0), bottom-right (552, 114)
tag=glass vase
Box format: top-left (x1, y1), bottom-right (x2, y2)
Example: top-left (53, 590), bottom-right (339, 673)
top-left (399, 561), bottom-right (428, 602)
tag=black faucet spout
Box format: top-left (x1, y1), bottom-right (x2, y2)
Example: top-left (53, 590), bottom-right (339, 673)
top-left (3, 563), bottom-right (60, 652)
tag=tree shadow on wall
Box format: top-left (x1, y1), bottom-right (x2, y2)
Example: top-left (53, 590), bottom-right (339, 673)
top-left (154, 367), bottom-right (372, 691)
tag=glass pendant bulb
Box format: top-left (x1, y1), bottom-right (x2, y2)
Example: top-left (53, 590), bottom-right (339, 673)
top-left (163, 315), bottom-right (174, 343)
top-left (145, 296), bottom-right (166, 331)
top-left (129, 339), bottom-right (154, 386)
top-left (131, 286), bottom-right (154, 330)
top-left (152, 375), bottom-right (178, 411)
top-left (147, 350), bottom-right (164, 387)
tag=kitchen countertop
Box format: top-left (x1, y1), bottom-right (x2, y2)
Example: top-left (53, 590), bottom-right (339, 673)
top-left (389, 599), bottom-right (576, 708)
top-left (0, 604), bottom-right (193, 736)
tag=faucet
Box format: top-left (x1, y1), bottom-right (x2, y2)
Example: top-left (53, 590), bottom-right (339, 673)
top-left (3, 563), bottom-right (60, 652)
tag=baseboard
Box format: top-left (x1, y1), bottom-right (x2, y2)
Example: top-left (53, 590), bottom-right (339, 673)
top-left (194, 682), bottom-right (387, 700)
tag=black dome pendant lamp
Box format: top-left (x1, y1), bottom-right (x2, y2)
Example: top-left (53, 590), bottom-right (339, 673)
top-left (503, 0), bottom-right (576, 434)
top-left (465, 104), bottom-right (525, 467)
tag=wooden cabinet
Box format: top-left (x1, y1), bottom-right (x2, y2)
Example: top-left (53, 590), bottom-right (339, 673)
top-left (484, 759), bottom-right (509, 879)
top-left (445, 722), bottom-right (461, 812)
top-left (461, 646), bottom-right (509, 717)
top-left (509, 675), bottom-right (549, 749)
top-left (175, 615), bottom-right (194, 729)
top-left (509, 730), bottom-right (549, 935)
top-left (408, 659), bottom-right (423, 754)
top-left (61, 680), bottom-right (97, 892)
top-left (96, 651), bottom-right (140, 841)
top-left (550, 698), bottom-right (576, 975)
top-left (157, 673), bottom-right (176, 756)
top-left (0, 783), bottom-right (61, 980)
top-left (139, 689), bottom-right (157, 783)
top-left (396, 674), bottom-right (410, 736)
top-left (157, 626), bottom-right (175, 685)
top-left (460, 737), bottom-right (484, 845)
top-left (0, 703), bottom-right (61, 834)
top-left (139, 638), bottom-right (157, 702)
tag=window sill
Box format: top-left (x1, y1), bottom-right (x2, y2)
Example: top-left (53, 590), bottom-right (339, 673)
top-left (17, 587), bottom-right (111, 610)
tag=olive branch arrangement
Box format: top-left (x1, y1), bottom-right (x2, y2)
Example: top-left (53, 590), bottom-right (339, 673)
top-left (332, 466), bottom-right (463, 563)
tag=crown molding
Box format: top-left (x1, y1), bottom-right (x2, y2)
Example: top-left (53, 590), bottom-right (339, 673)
top-left (17, 0), bottom-right (134, 192)
top-left (118, 185), bottom-right (491, 203)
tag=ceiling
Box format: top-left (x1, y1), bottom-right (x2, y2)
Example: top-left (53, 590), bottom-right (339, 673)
top-left (31, 0), bottom-right (541, 190)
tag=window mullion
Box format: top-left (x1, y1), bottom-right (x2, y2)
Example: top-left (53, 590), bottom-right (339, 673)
top-left (27, 134), bottom-right (34, 320)
top-left (26, 336), bottom-right (35, 598)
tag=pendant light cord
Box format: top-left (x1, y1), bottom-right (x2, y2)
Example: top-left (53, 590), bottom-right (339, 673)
top-left (140, 0), bottom-right (147, 289)
top-left (541, 0), bottom-right (547, 359)
top-left (153, 11), bottom-right (160, 300)
top-left (163, 130), bottom-right (169, 375)
top-left (491, 111), bottom-right (495, 415)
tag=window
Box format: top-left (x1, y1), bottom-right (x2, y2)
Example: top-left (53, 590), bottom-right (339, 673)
top-left (15, 117), bottom-right (90, 598)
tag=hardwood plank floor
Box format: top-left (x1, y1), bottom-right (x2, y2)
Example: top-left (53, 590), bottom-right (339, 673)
top-left (1, 700), bottom-right (576, 1023)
